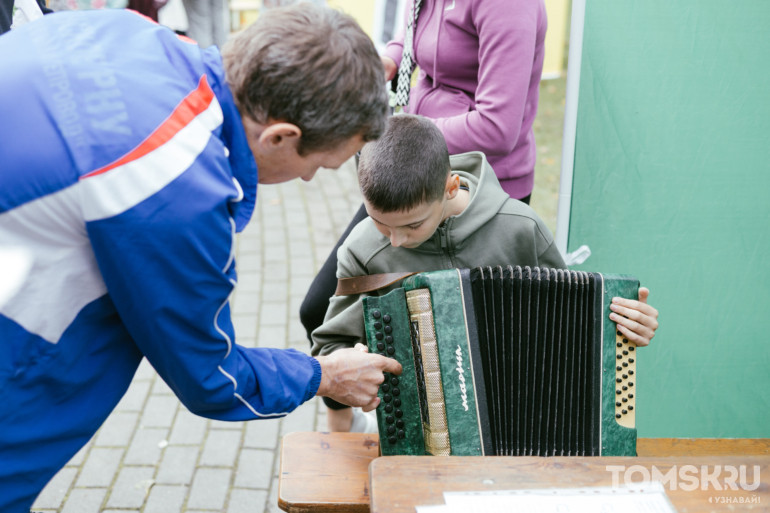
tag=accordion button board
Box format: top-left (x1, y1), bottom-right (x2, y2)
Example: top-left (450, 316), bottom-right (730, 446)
top-left (363, 267), bottom-right (640, 457)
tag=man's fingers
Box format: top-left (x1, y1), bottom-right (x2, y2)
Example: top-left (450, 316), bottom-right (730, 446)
top-left (361, 396), bottom-right (380, 413)
top-left (378, 354), bottom-right (403, 375)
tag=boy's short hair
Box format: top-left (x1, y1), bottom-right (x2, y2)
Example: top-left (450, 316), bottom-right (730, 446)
top-left (221, 3), bottom-right (388, 155)
top-left (358, 114), bottom-right (450, 213)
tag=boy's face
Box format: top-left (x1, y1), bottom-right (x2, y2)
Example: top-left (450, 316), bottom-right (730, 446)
top-left (364, 197), bottom-right (449, 249)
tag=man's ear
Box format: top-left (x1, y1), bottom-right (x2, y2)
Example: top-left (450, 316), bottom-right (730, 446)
top-left (258, 122), bottom-right (302, 152)
top-left (445, 173), bottom-right (461, 199)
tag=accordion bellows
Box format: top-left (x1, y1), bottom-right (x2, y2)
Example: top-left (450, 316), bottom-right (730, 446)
top-left (363, 267), bottom-right (639, 457)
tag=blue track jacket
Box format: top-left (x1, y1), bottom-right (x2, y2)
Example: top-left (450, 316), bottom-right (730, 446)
top-left (0, 10), bottom-right (321, 510)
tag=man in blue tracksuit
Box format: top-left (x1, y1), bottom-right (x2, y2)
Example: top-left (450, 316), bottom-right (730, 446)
top-left (0, 6), bottom-right (399, 510)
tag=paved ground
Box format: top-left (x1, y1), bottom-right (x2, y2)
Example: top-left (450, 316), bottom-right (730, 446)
top-left (32, 158), bottom-right (363, 513)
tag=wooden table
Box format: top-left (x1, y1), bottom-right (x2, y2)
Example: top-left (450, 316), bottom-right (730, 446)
top-left (370, 455), bottom-right (769, 512)
top-left (278, 433), bottom-right (769, 513)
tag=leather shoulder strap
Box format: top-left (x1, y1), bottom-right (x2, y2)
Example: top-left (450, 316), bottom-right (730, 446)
top-left (335, 271), bottom-right (420, 296)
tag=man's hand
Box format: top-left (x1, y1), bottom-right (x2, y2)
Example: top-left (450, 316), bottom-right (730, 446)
top-left (610, 287), bottom-right (659, 347)
top-left (315, 344), bottom-right (402, 412)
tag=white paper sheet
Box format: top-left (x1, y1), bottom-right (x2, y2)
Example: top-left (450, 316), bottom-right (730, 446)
top-left (415, 482), bottom-right (677, 513)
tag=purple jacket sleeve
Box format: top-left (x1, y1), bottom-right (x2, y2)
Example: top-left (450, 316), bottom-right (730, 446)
top-left (431, 0), bottom-right (543, 158)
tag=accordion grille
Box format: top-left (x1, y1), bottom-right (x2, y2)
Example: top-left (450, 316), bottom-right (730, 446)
top-left (406, 289), bottom-right (451, 456)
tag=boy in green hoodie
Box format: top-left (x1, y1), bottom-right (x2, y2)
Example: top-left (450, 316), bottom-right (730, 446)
top-left (311, 114), bottom-right (659, 432)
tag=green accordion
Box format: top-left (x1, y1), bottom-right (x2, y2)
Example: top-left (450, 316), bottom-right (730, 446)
top-left (363, 267), bottom-right (639, 457)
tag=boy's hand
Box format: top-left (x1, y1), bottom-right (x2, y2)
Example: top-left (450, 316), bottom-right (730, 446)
top-left (609, 287), bottom-right (659, 347)
top-left (315, 344), bottom-right (402, 412)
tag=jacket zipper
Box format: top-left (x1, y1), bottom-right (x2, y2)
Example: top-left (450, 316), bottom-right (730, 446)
top-left (437, 224), bottom-right (455, 268)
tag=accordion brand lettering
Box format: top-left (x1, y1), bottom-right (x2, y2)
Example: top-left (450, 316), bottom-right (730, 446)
top-left (455, 345), bottom-right (469, 411)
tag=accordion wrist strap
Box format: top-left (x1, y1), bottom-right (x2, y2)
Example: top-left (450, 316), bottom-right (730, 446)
top-left (335, 271), bottom-right (419, 296)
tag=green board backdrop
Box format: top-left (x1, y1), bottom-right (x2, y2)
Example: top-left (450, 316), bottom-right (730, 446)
top-left (566, 1), bottom-right (770, 437)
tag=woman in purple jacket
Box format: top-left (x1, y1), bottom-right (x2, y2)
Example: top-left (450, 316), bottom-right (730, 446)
top-left (382, 0), bottom-right (547, 203)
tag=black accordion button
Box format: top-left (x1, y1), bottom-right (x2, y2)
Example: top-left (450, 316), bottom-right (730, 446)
top-left (629, 358), bottom-right (635, 363)
top-left (616, 413), bottom-right (622, 419)
top-left (383, 394), bottom-right (392, 403)
top-left (383, 314), bottom-right (391, 323)
top-left (397, 430), bottom-right (405, 439)
top-left (616, 366), bottom-right (622, 372)
top-left (386, 347), bottom-right (395, 355)
top-left (392, 387), bottom-right (400, 396)
top-left (622, 362), bottom-right (628, 367)
top-left (616, 390), bottom-right (622, 395)
top-left (616, 401), bottom-right (621, 407)
top-left (393, 398), bottom-right (401, 407)
top-left (622, 386), bottom-right (628, 391)
top-left (616, 378), bottom-right (622, 383)
top-left (628, 393), bottom-right (634, 398)
top-left (629, 346), bottom-right (635, 351)
top-left (617, 355), bottom-right (622, 360)
top-left (385, 336), bottom-right (393, 344)
top-left (387, 426), bottom-right (396, 435)
top-left (381, 384), bottom-right (390, 393)
top-left (372, 310), bottom-right (381, 319)
top-left (375, 332), bottom-right (384, 340)
top-left (391, 377), bottom-right (399, 386)
top-left (629, 382), bottom-right (634, 387)
top-left (386, 415), bottom-right (394, 424)
top-left (384, 325), bottom-right (392, 334)
top-left (394, 410), bottom-right (403, 418)
top-left (396, 419), bottom-right (404, 428)
top-left (374, 321), bottom-right (382, 330)
top-left (389, 436), bottom-right (397, 444)
top-left (622, 409), bottom-right (628, 414)
top-left (617, 342), bottom-right (622, 348)
top-left (384, 404), bottom-right (393, 413)
top-left (376, 342), bottom-right (385, 351)
top-left (629, 405), bottom-right (634, 410)
top-left (622, 398), bottom-right (628, 403)
top-left (623, 350), bottom-right (628, 355)
top-left (629, 370), bottom-right (634, 375)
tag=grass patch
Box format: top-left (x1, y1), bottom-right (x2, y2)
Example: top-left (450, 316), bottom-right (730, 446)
top-left (530, 75), bottom-right (567, 235)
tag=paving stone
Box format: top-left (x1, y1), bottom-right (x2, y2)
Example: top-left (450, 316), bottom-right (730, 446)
top-left (233, 448), bottom-right (274, 489)
top-left (61, 488), bottom-right (107, 513)
top-left (140, 394), bottom-right (179, 428)
top-left (227, 488), bottom-right (269, 513)
top-left (76, 447), bottom-right (123, 487)
top-left (187, 467), bottom-right (232, 510)
top-left (168, 408), bottom-right (207, 445)
top-left (256, 324), bottom-right (287, 350)
top-left (260, 302), bottom-right (287, 326)
top-left (200, 429), bottom-right (243, 467)
top-left (243, 417), bottom-right (281, 450)
top-left (232, 312), bottom-right (258, 340)
top-left (143, 484), bottom-right (188, 513)
top-left (94, 411), bottom-right (138, 447)
top-left (104, 466), bottom-right (155, 509)
top-left (156, 445), bottom-right (199, 485)
top-left (124, 426), bottom-right (168, 466)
